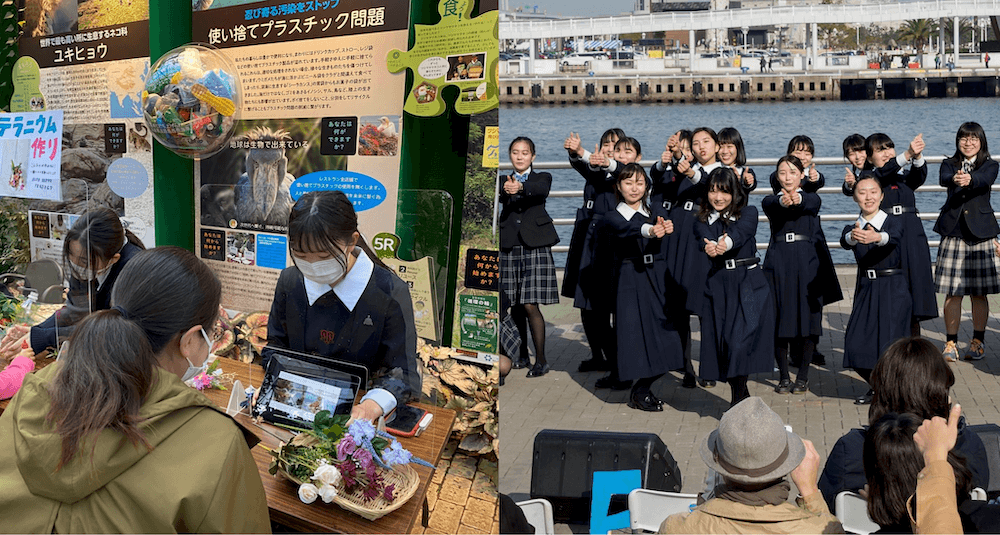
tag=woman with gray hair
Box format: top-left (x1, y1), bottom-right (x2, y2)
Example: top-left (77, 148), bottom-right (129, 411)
top-left (659, 397), bottom-right (843, 534)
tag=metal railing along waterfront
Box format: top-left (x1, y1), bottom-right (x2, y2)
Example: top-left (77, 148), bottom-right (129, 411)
top-left (499, 155), bottom-right (1000, 252)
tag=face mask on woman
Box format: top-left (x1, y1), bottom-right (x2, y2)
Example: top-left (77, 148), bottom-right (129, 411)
top-left (181, 328), bottom-right (213, 382)
top-left (295, 254), bottom-right (347, 286)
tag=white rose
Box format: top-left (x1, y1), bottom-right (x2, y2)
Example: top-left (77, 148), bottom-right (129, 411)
top-left (318, 483), bottom-right (338, 503)
top-left (298, 483), bottom-right (319, 504)
top-left (312, 464), bottom-right (342, 487)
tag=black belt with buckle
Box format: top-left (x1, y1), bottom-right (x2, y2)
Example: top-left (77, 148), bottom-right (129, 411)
top-left (723, 257), bottom-right (759, 270)
top-left (625, 254), bottom-right (657, 266)
top-left (663, 200), bottom-right (674, 210)
top-left (863, 268), bottom-right (902, 280)
top-left (682, 200), bottom-right (697, 211)
top-left (889, 205), bottom-right (914, 216)
top-left (779, 233), bottom-right (810, 243)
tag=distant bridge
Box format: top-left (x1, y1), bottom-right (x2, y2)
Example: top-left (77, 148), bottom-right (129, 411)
top-left (500, 0), bottom-right (999, 39)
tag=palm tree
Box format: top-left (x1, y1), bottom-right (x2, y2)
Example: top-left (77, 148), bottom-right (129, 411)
top-left (898, 19), bottom-right (937, 52)
top-left (941, 18), bottom-right (976, 51)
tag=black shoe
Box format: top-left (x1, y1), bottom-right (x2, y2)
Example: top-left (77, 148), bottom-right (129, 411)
top-left (698, 378), bottom-right (717, 388)
top-left (682, 373), bottom-right (697, 389)
top-left (578, 358), bottom-right (610, 372)
top-left (526, 363), bottom-right (550, 378)
top-left (650, 392), bottom-right (665, 409)
top-left (774, 379), bottom-right (792, 394)
top-left (854, 389), bottom-right (874, 405)
top-left (791, 380), bottom-right (808, 394)
top-left (595, 375), bottom-right (633, 390)
top-left (512, 357), bottom-right (530, 370)
top-left (628, 392), bottom-right (664, 412)
top-left (812, 352), bottom-right (826, 366)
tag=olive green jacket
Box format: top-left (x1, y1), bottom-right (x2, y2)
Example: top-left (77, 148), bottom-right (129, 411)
top-left (0, 363), bottom-right (271, 533)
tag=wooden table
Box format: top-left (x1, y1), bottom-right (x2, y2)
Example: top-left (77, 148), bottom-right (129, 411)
top-left (0, 356), bottom-right (456, 534)
top-left (201, 357), bottom-right (457, 534)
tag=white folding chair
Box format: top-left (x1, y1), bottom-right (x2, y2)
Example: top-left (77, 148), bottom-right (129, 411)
top-left (516, 498), bottom-right (554, 535)
top-left (971, 487), bottom-right (988, 501)
top-left (835, 491), bottom-right (880, 535)
top-left (627, 488), bottom-right (698, 533)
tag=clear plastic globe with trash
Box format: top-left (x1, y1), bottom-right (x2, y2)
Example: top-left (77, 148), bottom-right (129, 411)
top-left (142, 44), bottom-right (241, 159)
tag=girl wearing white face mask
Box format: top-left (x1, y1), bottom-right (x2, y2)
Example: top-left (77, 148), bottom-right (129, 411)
top-left (0, 246), bottom-right (269, 532)
top-left (264, 190), bottom-right (420, 423)
top-left (0, 207), bottom-right (145, 360)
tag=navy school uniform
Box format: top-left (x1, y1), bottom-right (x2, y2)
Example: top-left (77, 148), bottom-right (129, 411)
top-left (562, 151), bottom-right (618, 308)
top-left (874, 155), bottom-right (937, 321)
top-left (29, 241), bottom-right (143, 354)
top-left (762, 191), bottom-right (825, 338)
top-left (263, 250), bottom-right (421, 407)
top-left (600, 202), bottom-right (684, 381)
top-left (695, 206), bottom-right (775, 381)
top-left (770, 169), bottom-right (842, 307)
top-left (840, 211), bottom-right (911, 370)
top-left (664, 161), bottom-right (720, 315)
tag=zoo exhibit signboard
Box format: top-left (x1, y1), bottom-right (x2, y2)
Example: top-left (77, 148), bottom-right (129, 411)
top-left (193, 0), bottom-right (409, 312)
top-left (17, 0), bottom-right (155, 255)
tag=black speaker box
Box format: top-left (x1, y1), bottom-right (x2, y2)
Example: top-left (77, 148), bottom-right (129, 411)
top-left (529, 429), bottom-right (681, 523)
top-left (968, 423), bottom-right (1000, 497)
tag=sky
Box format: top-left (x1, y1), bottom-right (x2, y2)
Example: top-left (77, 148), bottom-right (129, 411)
top-left (510, 0), bottom-right (632, 18)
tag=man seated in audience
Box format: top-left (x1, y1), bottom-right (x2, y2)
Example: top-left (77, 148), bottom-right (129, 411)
top-left (659, 397), bottom-right (843, 534)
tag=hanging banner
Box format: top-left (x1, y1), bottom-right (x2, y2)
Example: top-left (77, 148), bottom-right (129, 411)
top-left (193, 0), bottom-right (410, 312)
top-left (17, 0), bottom-right (154, 253)
top-left (0, 110), bottom-right (63, 201)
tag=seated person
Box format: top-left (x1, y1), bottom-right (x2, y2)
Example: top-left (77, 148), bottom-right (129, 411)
top-left (0, 207), bottom-right (145, 358)
top-left (0, 247), bottom-right (269, 532)
top-left (658, 397), bottom-right (843, 534)
top-left (866, 407), bottom-right (1000, 533)
top-left (819, 337), bottom-right (989, 509)
top-left (264, 190), bottom-right (420, 422)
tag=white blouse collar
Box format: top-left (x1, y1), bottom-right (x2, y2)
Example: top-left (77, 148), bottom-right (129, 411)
top-left (303, 247), bottom-right (375, 309)
top-left (616, 201), bottom-right (649, 220)
top-left (708, 210), bottom-right (736, 225)
top-left (856, 210), bottom-right (888, 230)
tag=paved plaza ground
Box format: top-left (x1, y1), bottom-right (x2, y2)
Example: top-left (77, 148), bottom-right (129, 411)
top-left (499, 267), bottom-right (1000, 531)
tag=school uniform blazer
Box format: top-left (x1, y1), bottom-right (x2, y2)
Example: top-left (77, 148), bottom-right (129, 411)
top-left (934, 158), bottom-right (1000, 240)
top-left (264, 261), bottom-right (420, 406)
top-left (499, 171), bottom-right (559, 250)
top-left (29, 241), bottom-right (143, 354)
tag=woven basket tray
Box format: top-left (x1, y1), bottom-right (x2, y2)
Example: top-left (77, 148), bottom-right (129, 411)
top-left (279, 460), bottom-right (419, 521)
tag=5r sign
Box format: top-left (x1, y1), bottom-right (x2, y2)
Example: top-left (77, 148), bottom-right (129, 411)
top-left (372, 232), bottom-right (401, 259)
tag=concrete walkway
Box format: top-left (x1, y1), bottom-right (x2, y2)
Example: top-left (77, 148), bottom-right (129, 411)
top-left (499, 267), bottom-right (1000, 531)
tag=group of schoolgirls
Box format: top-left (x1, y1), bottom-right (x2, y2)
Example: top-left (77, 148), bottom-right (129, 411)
top-left (839, 122), bottom-right (1000, 404)
top-left (559, 127), bottom-right (844, 410)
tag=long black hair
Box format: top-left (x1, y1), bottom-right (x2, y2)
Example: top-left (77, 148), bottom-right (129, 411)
top-left (947, 121), bottom-right (991, 171)
top-left (698, 167), bottom-right (746, 224)
top-left (48, 246), bottom-right (221, 469)
top-left (864, 412), bottom-right (972, 528)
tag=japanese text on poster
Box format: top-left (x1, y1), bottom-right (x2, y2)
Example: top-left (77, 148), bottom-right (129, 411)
top-left (0, 110), bottom-right (63, 201)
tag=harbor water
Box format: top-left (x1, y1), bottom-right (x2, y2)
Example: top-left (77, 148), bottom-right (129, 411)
top-left (499, 98), bottom-right (1000, 264)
